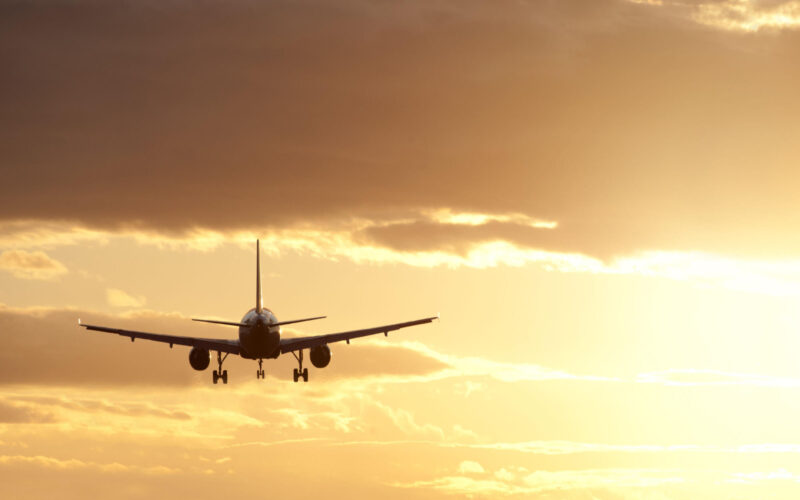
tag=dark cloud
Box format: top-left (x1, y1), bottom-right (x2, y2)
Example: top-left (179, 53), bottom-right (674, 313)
top-left (3, 0), bottom-right (800, 258)
top-left (0, 307), bottom-right (447, 386)
top-left (359, 220), bottom-right (651, 260)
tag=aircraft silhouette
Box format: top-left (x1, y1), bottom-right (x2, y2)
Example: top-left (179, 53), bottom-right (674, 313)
top-left (79, 240), bottom-right (437, 384)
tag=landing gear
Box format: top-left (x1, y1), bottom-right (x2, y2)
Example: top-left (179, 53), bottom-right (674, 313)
top-left (292, 368), bottom-right (308, 383)
top-left (213, 370), bottom-right (227, 384)
top-left (212, 351), bottom-right (229, 384)
top-left (256, 358), bottom-right (265, 379)
top-left (291, 350), bottom-right (309, 382)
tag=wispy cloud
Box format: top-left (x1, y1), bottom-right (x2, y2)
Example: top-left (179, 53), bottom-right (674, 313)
top-left (106, 288), bottom-right (147, 308)
top-left (457, 460), bottom-right (486, 474)
top-left (6, 395), bottom-right (191, 421)
top-left (0, 250), bottom-right (67, 280)
top-left (0, 455), bottom-right (179, 475)
top-left (394, 465), bottom-right (685, 496)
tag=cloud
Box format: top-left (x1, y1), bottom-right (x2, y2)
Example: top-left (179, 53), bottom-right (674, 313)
top-left (0, 400), bottom-right (56, 424)
top-left (0, 455), bottom-right (179, 475)
top-left (328, 438), bottom-right (800, 457)
top-left (0, 306), bottom-right (199, 386)
top-left (0, 250), bottom-right (67, 280)
top-left (630, 0), bottom-right (800, 31)
top-left (458, 460), bottom-right (486, 474)
top-left (3, 0), bottom-right (800, 263)
top-left (373, 401), bottom-right (446, 440)
top-left (106, 288), bottom-right (146, 308)
top-left (394, 466), bottom-right (685, 496)
top-left (359, 220), bottom-right (568, 257)
top-left (494, 468), bottom-right (516, 481)
top-left (6, 219), bottom-right (800, 299)
top-left (6, 395), bottom-right (191, 421)
top-left (728, 469), bottom-right (800, 483)
top-left (372, 340), bottom-right (617, 385)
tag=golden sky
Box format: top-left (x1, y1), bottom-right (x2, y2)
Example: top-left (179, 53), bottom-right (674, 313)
top-left (4, 0), bottom-right (800, 498)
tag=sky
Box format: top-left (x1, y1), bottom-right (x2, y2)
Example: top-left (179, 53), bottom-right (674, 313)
top-left (3, 0), bottom-right (800, 498)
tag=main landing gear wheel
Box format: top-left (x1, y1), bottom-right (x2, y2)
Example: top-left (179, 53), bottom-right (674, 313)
top-left (291, 350), bottom-right (309, 383)
top-left (213, 370), bottom-right (228, 384)
top-left (212, 351), bottom-right (229, 385)
top-left (256, 358), bottom-right (265, 380)
top-left (292, 368), bottom-right (308, 383)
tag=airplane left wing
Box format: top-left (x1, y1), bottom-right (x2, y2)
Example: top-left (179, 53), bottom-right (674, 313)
top-left (279, 316), bottom-right (438, 354)
top-left (79, 320), bottom-right (241, 354)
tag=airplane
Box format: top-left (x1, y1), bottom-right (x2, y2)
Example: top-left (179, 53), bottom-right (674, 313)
top-left (78, 240), bottom-right (437, 384)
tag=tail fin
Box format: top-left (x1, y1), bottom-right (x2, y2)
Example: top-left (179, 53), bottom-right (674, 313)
top-left (256, 239), bottom-right (263, 314)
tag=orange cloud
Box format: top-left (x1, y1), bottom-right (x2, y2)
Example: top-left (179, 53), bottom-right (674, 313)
top-left (105, 288), bottom-right (146, 308)
top-left (0, 455), bottom-right (179, 475)
top-left (3, 0), bottom-right (800, 263)
top-left (394, 465), bottom-right (686, 496)
top-left (0, 250), bottom-right (67, 280)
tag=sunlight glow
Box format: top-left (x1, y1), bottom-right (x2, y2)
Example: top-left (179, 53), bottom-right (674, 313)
top-left (7, 220), bottom-right (800, 298)
top-left (425, 209), bottom-right (557, 229)
top-left (630, 0), bottom-right (800, 32)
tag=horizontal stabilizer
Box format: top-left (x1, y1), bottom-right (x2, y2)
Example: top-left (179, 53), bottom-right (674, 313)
top-left (192, 316), bottom-right (326, 328)
top-left (272, 316), bottom-right (326, 327)
top-left (192, 318), bottom-right (248, 327)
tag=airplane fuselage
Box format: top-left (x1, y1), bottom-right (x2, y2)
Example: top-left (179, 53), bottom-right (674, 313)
top-left (238, 308), bottom-right (281, 359)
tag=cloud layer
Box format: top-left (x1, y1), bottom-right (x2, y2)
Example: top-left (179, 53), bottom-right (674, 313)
top-left (3, 0), bottom-right (800, 261)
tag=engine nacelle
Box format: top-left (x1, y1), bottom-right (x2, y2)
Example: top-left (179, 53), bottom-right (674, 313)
top-left (310, 344), bottom-right (331, 368)
top-left (189, 347), bottom-right (210, 371)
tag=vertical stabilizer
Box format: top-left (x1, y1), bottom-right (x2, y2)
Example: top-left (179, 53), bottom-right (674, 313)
top-left (256, 239), bottom-right (263, 313)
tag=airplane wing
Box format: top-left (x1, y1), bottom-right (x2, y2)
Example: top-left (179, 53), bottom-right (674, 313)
top-left (78, 320), bottom-right (241, 354)
top-left (279, 316), bottom-right (437, 354)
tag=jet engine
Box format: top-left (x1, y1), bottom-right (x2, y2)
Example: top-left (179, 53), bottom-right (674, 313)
top-left (310, 344), bottom-right (331, 368)
top-left (189, 347), bottom-right (210, 371)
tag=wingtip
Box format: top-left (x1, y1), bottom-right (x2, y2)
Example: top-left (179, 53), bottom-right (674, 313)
top-left (77, 318), bottom-right (82, 326)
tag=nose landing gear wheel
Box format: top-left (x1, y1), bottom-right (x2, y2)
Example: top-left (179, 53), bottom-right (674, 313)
top-left (256, 359), bottom-right (265, 379)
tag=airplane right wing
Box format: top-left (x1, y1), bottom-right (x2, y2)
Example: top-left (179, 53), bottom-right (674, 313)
top-left (279, 316), bottom-right (438, 354)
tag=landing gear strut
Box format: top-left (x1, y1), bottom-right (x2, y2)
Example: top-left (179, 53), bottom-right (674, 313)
top-left (256, 358), bottom-right (265, 379)
top-left (291, 350), bottom-right (308, 383)
top-left (213, 351), bottom-right (228, 384)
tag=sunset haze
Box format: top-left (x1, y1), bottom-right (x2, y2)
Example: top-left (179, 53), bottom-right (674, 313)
top-left (3, 0), bottom-right (800, 498)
